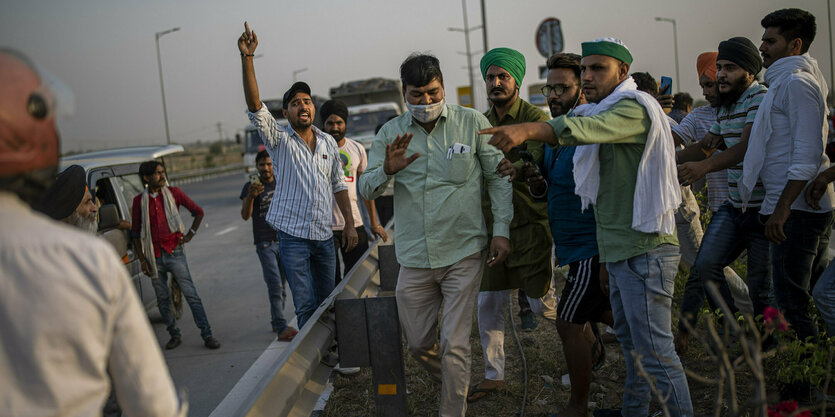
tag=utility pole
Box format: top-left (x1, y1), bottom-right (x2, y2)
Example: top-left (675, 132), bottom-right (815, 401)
top-left (449, 0), bottom-right (483, 108)
top-left (829, 0), bottom-right (834, 104)
top-left (480, 0), bottom-right (488, 52)
top-left (462, 0), bottom-right (473, 103)
top-left (216, 122), bottom-right (224, 142)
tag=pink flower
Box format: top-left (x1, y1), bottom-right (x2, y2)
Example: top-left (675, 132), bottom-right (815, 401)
top-left (764, 306), bottom-right (779, 324)
top-left (767, 401), bottom-right (810, 417)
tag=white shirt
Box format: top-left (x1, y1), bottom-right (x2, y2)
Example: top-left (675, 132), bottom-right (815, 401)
top-left (758, 75), bottom-right (834, 214)
top-left (247, 103), bottom-right (348, 241)
top-left (332, 137), bottom-right (366, 230)
top-left (0, 192), bottom-right (184, 417)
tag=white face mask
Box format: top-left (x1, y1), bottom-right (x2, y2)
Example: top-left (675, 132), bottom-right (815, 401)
top-left (406, 98), bottom-right (445, 123)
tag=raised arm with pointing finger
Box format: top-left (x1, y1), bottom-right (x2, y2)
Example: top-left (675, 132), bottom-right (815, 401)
top-left (480, 122), bottom-right (556, 153)
top-left (237, 21), bottom-right (358, 329)
top-left (239, 22), bottom-right (261, 112)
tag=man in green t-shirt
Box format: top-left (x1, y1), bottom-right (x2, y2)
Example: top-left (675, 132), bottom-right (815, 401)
top-left (480, 37), bottom-right (693, 417)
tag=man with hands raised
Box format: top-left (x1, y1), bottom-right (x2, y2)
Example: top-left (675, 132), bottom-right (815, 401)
top-left (359, 53), bottom-right (512, 416)
top-left (238, 22), bottom-right (357, 329)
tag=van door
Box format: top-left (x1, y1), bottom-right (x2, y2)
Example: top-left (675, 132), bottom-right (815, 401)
top-left (109, 169), bottom-right (158, 311)
top-left (92, 174), bottom-right (146, 302)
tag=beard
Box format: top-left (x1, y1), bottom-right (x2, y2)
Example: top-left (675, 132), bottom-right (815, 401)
top-left (549, 90), bottom-right (581, 117)
top-left (68, 210), bottom-right (98, 234)
top-left (488, 87), bottom-right (515, 108)
top-left (328, 129), bottom-right (345, 142)
top-left (290, 119), bottom-right (312, 130)
top-left (718, 76), bottom-right (750, 109)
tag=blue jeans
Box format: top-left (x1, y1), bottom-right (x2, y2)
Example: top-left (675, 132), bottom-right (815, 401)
top-left (772, 210), bottom-right (833, 341)
top-left (255, 240), bottom-right (289, 332)
top-left (693, 201), bottom-right (774, 317)
top-left (608, 244), bottom-right (693, 417)
top-left (276, 230), bottom-right (335, 329)
top-left (152, 245), bottom-right (212, 339)
top-left (813, 257), bottom-right (835, 336)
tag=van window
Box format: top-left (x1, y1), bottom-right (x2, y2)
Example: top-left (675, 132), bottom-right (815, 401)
top-left (117, 174), bottom-right (145, 218)
top-left (95, 178), bottom-right (118, 208)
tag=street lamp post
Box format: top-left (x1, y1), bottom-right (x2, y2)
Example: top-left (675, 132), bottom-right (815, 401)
top-left (155, 27), bottom-right (180, 146)
top-left (655, 17), bottom-right (680, 93)
top-left (292, 67), bottom-right (308, 82)
top-left (449, 0), bottom-right (483, 108)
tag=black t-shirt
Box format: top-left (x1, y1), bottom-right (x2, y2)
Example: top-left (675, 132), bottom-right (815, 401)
top-left (240, 180), bottom-right (278, 244)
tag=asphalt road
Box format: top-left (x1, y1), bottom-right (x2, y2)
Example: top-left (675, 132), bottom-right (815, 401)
top-left (149, 172), bottom-right (296, 417)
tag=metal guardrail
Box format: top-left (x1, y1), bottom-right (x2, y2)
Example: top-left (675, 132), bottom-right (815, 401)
top-left (209, 219), bottom-right (395, 417)
top-left (167, 163), bottom-right (245, 186)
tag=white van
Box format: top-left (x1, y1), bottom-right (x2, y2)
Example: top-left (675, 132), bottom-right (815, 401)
top-left (60, 145), bottom-right (184, 311)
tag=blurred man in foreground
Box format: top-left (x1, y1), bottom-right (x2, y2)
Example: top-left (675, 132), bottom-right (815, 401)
top-left (0, 48), bottom-right (185, 417)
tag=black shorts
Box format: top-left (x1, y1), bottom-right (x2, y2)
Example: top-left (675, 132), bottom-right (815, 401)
top-left (557, 256), bottom-right (610, 324)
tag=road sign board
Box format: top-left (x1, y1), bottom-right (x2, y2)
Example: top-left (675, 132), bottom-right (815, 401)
top-left (536, 17), bottom-right (564, 59)
top-left (457, 86), bottom-right (473, 108)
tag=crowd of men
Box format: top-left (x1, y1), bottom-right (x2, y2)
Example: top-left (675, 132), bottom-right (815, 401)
top-left (2, 6), bottom-right (835, 417)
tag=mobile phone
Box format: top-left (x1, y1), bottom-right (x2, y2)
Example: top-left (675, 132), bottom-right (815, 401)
top-left (519, 150), bottom-right (535, 164)
top-left (659, 76), bottom-right (673, 96)
top-left (249, 173), bottom-right (261, 186)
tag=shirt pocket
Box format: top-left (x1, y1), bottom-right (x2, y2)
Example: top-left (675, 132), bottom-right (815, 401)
top-left (314, 152), bottom-right (331, 180)
top-left (444, 152), bottom-right (475, 185)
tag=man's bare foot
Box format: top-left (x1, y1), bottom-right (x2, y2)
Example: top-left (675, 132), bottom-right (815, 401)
top-left (467, 379), bottom-right (504, 403)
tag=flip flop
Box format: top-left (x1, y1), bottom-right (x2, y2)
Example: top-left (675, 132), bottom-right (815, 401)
top-left (467, 381), bottom-right (503, 403)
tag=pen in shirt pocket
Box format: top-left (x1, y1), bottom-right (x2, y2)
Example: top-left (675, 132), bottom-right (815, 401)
top-left (446, 146), bottom-right (453, 160)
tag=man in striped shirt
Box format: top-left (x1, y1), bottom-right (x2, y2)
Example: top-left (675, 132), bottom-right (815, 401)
top-left (672, 52), bottom-right (753, 353)
top-left (238, 23), bottom-right (358, 329)
top-left (677, 37), bottom-right (775, 323)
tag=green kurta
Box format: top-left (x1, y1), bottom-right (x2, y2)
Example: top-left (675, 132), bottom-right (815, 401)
top-left (547, 99), bottom-right (678, 263)
top-left (480, 97), bottom-right (553, 297)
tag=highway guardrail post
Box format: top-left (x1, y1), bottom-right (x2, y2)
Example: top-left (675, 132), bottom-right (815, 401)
top-left (336, 296), bottom-right (407, 416)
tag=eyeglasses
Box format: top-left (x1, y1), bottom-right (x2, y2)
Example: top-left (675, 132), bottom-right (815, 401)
top-left (540, 84), bottom-right (576, 97)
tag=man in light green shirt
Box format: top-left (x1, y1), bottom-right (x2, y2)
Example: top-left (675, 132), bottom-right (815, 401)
top-left (358, 53), bottom-right (512, 417)
top-left (481, 38), bottom-right (693, 417)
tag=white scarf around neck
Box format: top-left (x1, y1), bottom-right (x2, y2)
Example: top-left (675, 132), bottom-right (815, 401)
top-left (140, 185), bottom-right (185, 279)
top-left (740, 53), bottom-right (829, 206)
top-left (572, 77), bottom-right (681, 235)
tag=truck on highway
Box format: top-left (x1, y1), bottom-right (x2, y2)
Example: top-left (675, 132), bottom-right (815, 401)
top-left (328, 77), bottom-right (404, 225)
top-left (329, 77), bottom-right (404, 150)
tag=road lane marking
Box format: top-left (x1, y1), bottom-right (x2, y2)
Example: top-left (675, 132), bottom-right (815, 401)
top-left (215, 226), bottom-right (238, 236)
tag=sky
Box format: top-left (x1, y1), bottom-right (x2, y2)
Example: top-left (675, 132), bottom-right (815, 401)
top-left (2, 0), bottom-right (831, 153)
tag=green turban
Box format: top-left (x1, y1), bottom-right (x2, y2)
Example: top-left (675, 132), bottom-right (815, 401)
top-left (581, 37), bottom-right (633, 65)
top-left (480, 47), bottom-right (526, 86)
